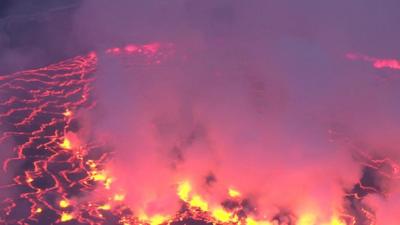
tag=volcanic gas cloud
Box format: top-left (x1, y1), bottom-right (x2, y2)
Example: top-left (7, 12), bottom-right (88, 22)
top-left (1, 1), bottom-right (400, 225)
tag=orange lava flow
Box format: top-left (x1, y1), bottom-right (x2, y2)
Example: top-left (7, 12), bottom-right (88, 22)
top-left (0, 44), bottom-right (398, 225)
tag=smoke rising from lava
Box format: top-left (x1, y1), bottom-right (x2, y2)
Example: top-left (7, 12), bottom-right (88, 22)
top-left (69, 1), bottom-right (400, 223)
top-left (0, 0), bottom-right (399, 224)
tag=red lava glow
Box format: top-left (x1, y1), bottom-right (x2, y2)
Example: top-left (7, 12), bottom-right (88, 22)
top-left (0, 43), bottom-right (399, 225)
top-left (346, 53), bottom-right (400, 70)
top-left (105, 43), bottom-right (162, 57)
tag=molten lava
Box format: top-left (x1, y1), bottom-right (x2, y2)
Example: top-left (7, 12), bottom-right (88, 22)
top-left (346, 53), bottom-right (400, 70)
top-left (0, 42), bottom-right (398, 225)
